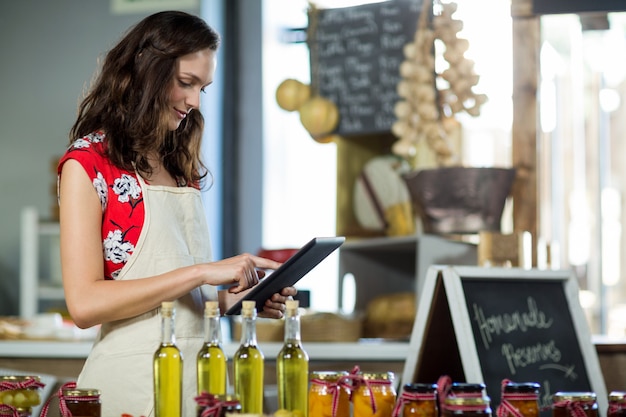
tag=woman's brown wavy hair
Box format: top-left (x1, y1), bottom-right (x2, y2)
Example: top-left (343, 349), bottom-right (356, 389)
top-left (69, 11), bottom-right (221, 187)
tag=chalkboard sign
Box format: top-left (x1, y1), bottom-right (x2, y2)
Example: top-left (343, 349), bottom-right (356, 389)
top-left (308, 0), bottom-right (422, 136)
top-left (403, 266), bottom-right (607, 417)
top-left (533, 0), bottom-right (626, 14)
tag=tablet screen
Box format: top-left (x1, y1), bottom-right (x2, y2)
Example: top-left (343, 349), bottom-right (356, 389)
top-left (224, 236), bottom-right (345, 315)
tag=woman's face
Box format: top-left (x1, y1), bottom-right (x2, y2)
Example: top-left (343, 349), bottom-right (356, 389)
top-left (167, 48), bottom-right (217, 131)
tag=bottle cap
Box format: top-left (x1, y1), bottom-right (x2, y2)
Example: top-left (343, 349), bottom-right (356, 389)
top-left (286, 300), bottom-right (299, 310)
top-left (242, 300), bottom-right (256, 312)
top-left (205, 301), bottom-right (220, 316)
top-left (162, 301), bottom-right (174, 310)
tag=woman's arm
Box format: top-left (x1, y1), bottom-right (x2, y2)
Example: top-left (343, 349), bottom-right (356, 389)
top-left (59, 160), bottom-right (281, 328)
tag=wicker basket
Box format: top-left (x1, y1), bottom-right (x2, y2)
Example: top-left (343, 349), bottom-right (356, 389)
top-left (301, 312), bottom-right (362, 342)
top-left (230, 312), bottom-right (363, 343)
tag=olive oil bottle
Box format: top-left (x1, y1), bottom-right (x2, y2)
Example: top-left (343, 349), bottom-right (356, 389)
top-left (277, 300), bottom-right (309, 416)
top-left (197, 301), bottom-right (227, 395)
top-left (234, 300), bottom-right (264, 413)
top-left (153, 301), bottom-right (182, 417)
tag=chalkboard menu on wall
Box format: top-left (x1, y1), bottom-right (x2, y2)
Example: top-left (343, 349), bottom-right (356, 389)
top-left (308, 0), bottom-right (422, 136)
top-left (403, 266), bottom-right (607, 417)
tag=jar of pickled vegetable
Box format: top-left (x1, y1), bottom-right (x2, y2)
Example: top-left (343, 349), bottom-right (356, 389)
top-left (552, 392), bottom-right (598, 417)
top-left (0, 375), bottom-right (44, 416)
top-left (441, 395), bottom-right (492, 417)
top-left (392, 383), bottom-right (438, 417)
top-left (353, 372), bottom-right (396, 417)
top-left (497, 381), bottom-right (540, 417)
top-left (309, 371), bottom-right (350, 417)
top-left (61, 388), bottom-right (101, 417)
top-left (608, 392), bottom-right (626, 417)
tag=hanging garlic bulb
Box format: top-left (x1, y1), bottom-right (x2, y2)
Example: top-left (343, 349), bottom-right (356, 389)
top-left (392, 0), bottom-right (488, 167)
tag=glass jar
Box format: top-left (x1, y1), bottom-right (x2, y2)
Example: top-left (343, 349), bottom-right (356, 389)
top-left (498, 382), bottom-right (540, 417)
top-left (353, 372), bottom-right (397, 417)
top-left (309, 371), bottom-right (350, 417)
top-left (61, 388), bottom-right (101, 417)
top-left (0, 375), bottom-right (44, 416)
top-left (552, 392), bottom-right (598, 417)
top-left (608, 392), bottom-right (626, 417)
top-left (394, 383), bottom-right (438, 417)
top-left (441, 395), bottom-right (492, 417)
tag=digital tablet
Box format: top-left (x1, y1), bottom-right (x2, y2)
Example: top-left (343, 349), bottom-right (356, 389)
top-left (224, 236), bottom-right (345, 315)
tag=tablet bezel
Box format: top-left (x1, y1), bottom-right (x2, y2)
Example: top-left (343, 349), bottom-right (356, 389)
top-left (224, 236), bottom-right (345, 315)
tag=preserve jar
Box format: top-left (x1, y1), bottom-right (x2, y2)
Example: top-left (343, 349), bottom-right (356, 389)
top-left (353, 372), bottom-right (397, 417)
top-left (309, 371), bottom-right (350, 417)
top-left (448, 383), bottom-right (486, 399)
top-left (61, 387), bottom-right (101, 417)
top-left (608, 392), bottom-right (626, 417)
top-left (392, 383), bottom-right (438, 417)
top-left (552, 392), bottom-right (598, 417)
top-left (441, 395), bottom-right (492, 417)
top-left (195, 394), bottom-right (241, 417)
top-left (497, 381), bottom-right (540, 417)
top-left (0, 375), bottom-right (44, 417)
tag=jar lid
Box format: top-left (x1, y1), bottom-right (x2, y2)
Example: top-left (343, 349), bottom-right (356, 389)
top-left (450, 382), bottom-right (486, 393)
top-left (361, 372), bottom-right (394, 381)
top-left (503, 382), bottom-right (541, 393)
top-left (403, 383), bottom-right (438, 393)
top-left (0, 375), bottom-right (41, 384)
top-left (553, 392), bottom-right (597, 403)
top-left (310, 371), bottom-right (349, 381)
top-left (609, 392), bottom-right (626, 403)
top-left (62, 388), bottom-right (101, 397)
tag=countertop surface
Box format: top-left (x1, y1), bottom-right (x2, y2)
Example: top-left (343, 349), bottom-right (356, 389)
top-left (0, 339), bottom-right (411, 360)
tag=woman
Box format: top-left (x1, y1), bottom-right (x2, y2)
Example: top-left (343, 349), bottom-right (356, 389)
top-left (58, 11), bottom-right (295, 416)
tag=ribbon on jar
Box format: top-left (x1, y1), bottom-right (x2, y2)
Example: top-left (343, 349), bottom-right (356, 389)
top-left (497, 379), bottom-right (538, 417)
top-left (0, 404), bottom-right (20, 417)
top-left (39, 381), bottom-right (84, 417)
top-left (436, 375), bottom-right (452, 411)
top-left (552, 400), bottom-right (595, 417)
top-left (391, 388), bottom-right (437, 417)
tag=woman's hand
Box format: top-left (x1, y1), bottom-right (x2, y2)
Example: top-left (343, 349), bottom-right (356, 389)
top-left (203, 254), bottom-right (282, 293)
top-left (258, 286), bottom-right (297, 319)
top-left (218, 286), bottom-right (297, 319)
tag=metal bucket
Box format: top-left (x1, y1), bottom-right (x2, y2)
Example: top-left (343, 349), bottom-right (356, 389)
top-left (403, 167), bottom-right (516, 234)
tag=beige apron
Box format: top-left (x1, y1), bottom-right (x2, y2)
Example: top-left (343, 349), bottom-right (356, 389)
top-left (77, 173), bottom-right (217, 417)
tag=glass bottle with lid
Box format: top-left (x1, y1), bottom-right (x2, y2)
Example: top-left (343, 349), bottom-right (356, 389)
top-left (392, 383), bottom-right (438, 417)
top-left (352, 372), bottom-right (397, 417)
top-left (153, 301), bottom-right (183, 417)
top-left (552, 392), bottom-right (598, 417)
top-left (0, 375), bottom-right (44, 417)
top-left (233, 300), bottom-right (264, 414)
top-left (497, 381), bottom-right (540, 417)
top-left (197, 301), bottom-right (227, 396)
top-left (308, 371), bottom-right (350, 417)
top-left (442, 394), bottom-right (492, 417)
top-left (277, 300), bottom-right (309, 417)
top-left (608, 392), bottom-right (626, 417)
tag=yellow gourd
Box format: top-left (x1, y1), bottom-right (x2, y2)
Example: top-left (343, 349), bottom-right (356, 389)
top-left (298, 96), bottom-right (339, 139)
top-left (275, 79), bottom-right (311, 112)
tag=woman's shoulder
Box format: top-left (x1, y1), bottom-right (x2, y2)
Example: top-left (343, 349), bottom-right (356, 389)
top-left (58, 131), bottom-right (130, 180)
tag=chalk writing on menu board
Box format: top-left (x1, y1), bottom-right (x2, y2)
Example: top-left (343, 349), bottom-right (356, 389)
top-left (462, 278), bottom-right (591, 417)
top-left (309, 0), bottom-right (422, 136)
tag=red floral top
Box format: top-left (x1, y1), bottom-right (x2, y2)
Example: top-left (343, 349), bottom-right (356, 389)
top-left (58, 132), bottom-right (144, 280)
